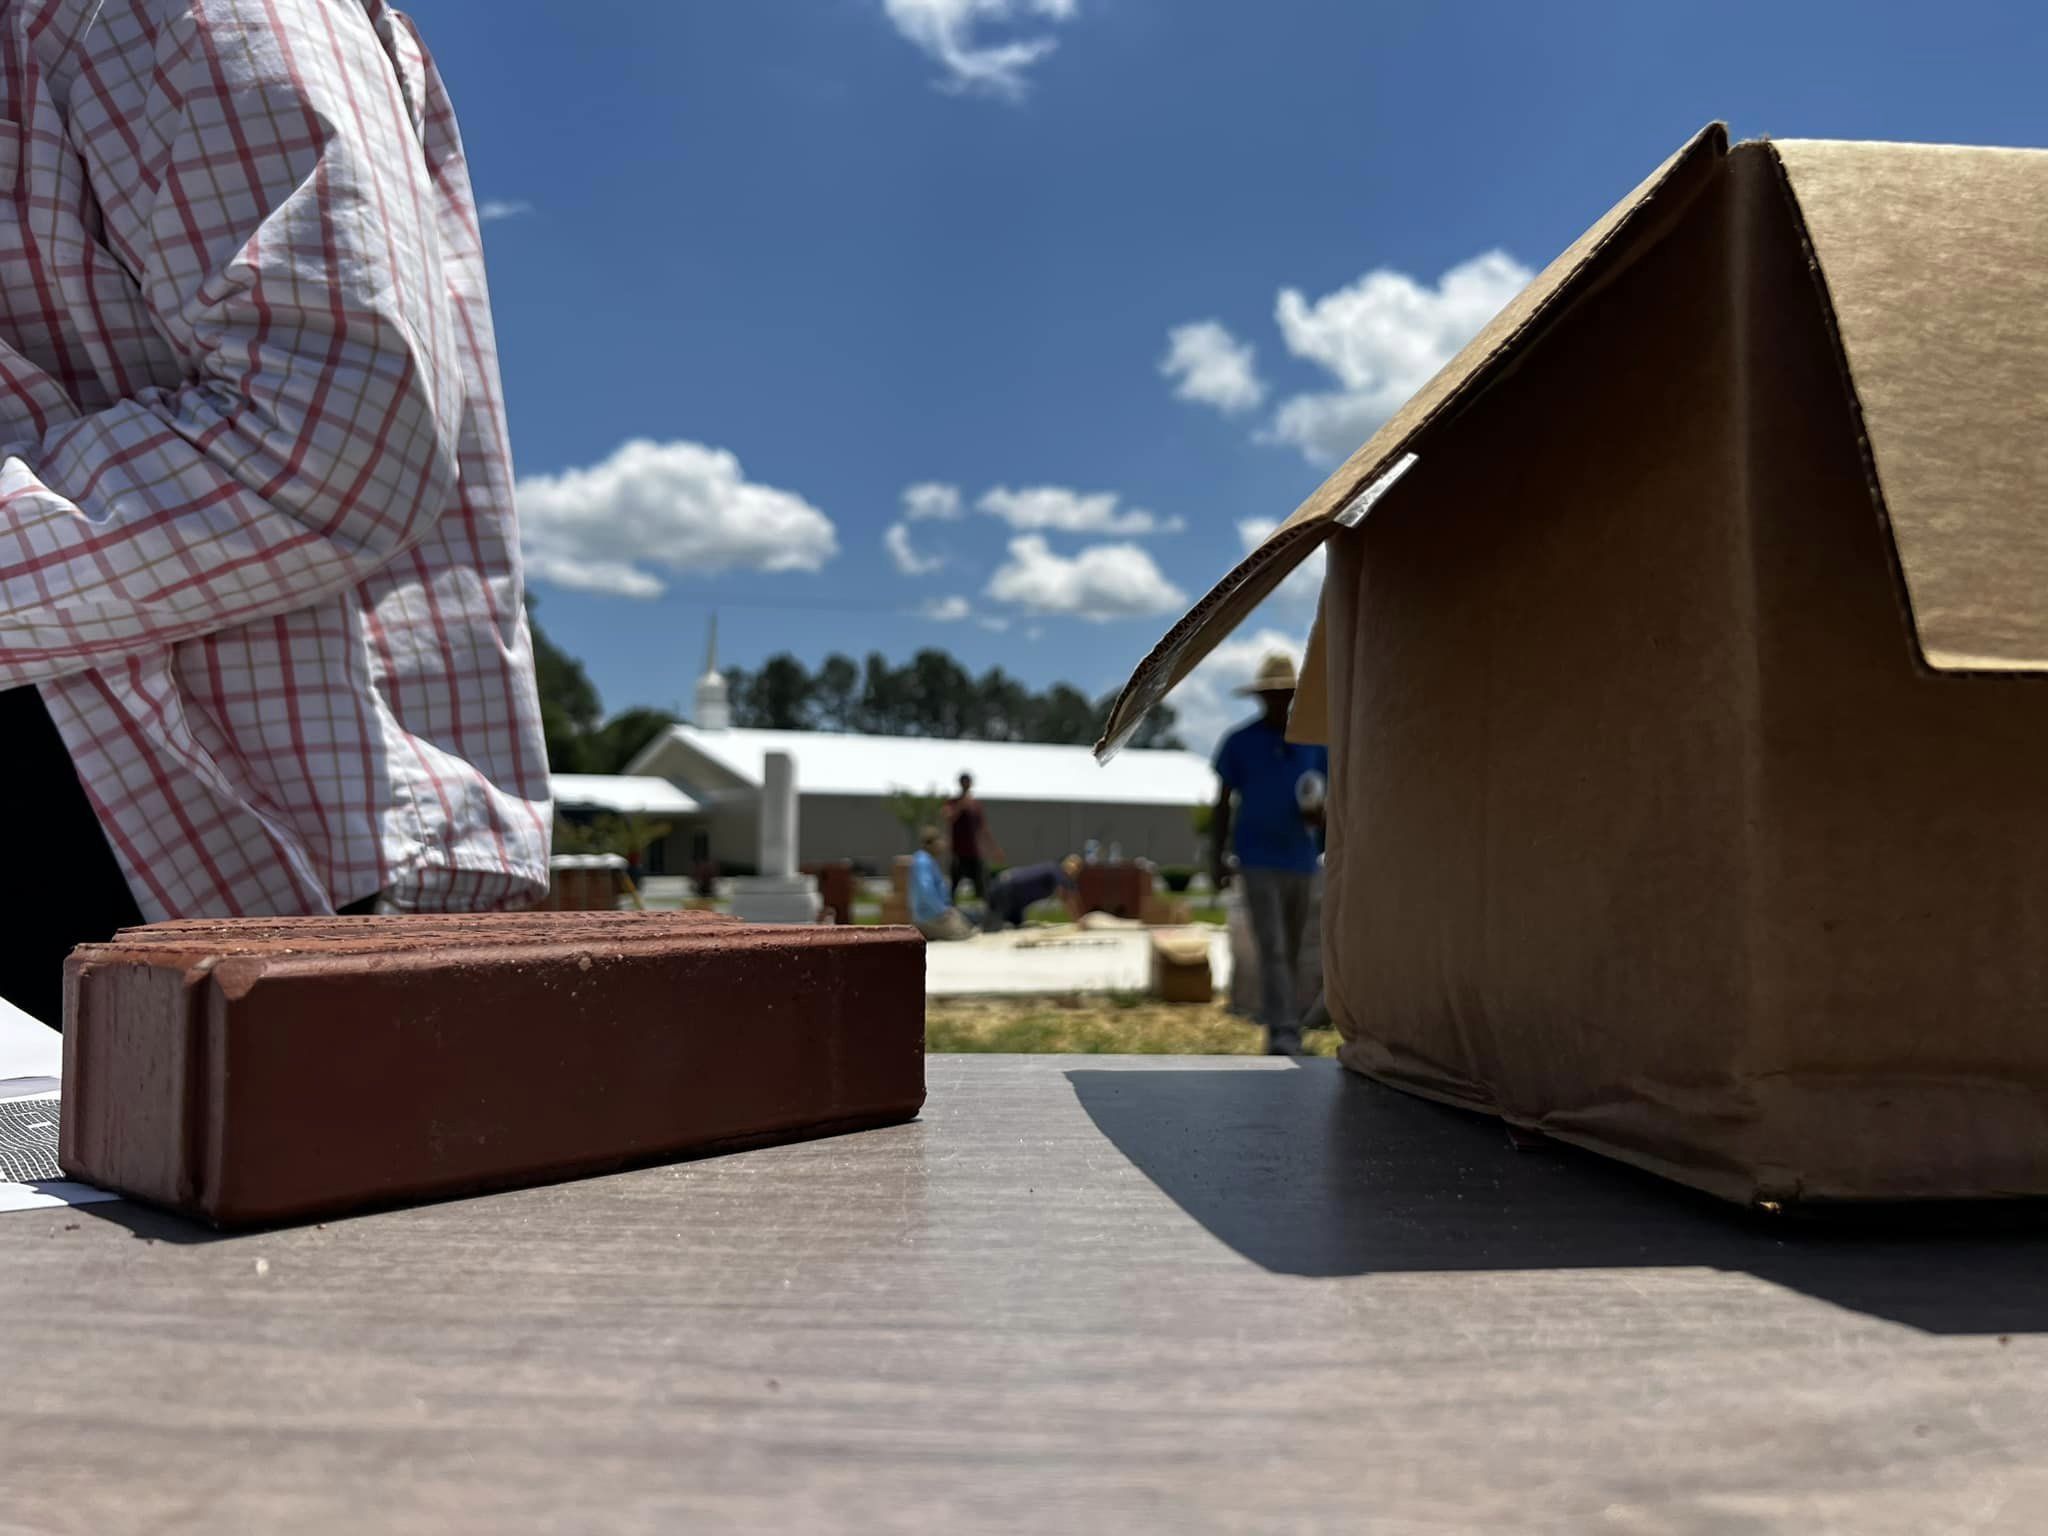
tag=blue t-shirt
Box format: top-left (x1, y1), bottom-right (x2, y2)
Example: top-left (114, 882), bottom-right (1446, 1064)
top-left (1213, 718), bottom-right (1328, 874)
top-left (909, 849), bottom-right (954, 925)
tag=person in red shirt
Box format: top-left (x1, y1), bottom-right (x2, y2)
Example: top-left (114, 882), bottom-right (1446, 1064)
top-left (943, 773), bottom-right (1004, 901)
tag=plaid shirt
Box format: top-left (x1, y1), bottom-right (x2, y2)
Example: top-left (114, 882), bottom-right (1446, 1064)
top-left (0, 0), bottom-right (550, 918)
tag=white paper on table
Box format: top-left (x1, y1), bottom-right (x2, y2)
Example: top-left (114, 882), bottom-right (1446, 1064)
top-left (0, 993), bottom-right (62, 1087)
top-left (0, 1092), bottom-right (115, 1212)
top-left (0, 1178), bottom-right (119, 1212)
top-left (0, 1007), bottom-right (118, 1205)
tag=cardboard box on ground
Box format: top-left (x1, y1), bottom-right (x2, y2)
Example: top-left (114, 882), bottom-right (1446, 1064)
top-left (1101, 124), bottom-right (2048, 1204)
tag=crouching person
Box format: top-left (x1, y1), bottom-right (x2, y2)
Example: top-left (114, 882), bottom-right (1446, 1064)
top-left (981, 856), bottom-right (1082, 933)
top-left (910, 827), bottom-right (975, 942)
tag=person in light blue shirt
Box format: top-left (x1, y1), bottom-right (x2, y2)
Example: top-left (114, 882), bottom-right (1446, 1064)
top-left (910, 826), bottom-right (974, 942)
top-left (1211, 653), bottom-right (1328, 1054)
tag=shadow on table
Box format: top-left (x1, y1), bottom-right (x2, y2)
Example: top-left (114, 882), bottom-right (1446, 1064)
top-left (73, 1198), bottom-right (226, 1245)
top-left (1067, 1062), bottom-right (2048, 1336)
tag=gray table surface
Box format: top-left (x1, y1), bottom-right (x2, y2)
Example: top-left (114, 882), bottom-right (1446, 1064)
top-left (5, 1055), bottom-right (2046, 1534)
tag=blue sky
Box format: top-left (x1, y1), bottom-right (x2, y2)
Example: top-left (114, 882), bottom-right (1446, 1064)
top-left (406, 0), bottom-right (2046, 750)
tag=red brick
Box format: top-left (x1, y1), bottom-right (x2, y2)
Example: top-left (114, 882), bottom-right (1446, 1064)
top-left (60, 913), bottom-right (925, 1227)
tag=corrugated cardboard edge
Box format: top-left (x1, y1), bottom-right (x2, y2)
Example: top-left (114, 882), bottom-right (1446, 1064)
top-left (1095, 122), bottom-right (1732, 759)
top-left (1338, 1037), bottom-right (1770, 1207)
top-left (1287, 610), bottom-right (1330, 746)
top-left (1770, 138), bottom-right (2048, 673)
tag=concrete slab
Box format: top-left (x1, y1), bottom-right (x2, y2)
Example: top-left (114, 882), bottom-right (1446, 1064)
top-left (923, 924), bottom-right (1234, 997)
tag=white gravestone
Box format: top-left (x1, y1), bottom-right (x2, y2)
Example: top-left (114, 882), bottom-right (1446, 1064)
top-left (727, 751), bottom-right (822, 924)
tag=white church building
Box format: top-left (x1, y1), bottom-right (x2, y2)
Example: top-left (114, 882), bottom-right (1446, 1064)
top-left (608, 629), bottom-right (1218, 874)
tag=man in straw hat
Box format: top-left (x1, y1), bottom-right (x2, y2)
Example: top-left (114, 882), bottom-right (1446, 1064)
top-left (1211, 652), bottom-right (1329, 1054)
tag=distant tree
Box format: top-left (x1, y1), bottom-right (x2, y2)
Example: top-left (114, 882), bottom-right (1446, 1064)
top-left (529, 621), bottom-right (1192, 763)
top-left (736, 653), bottom-right (814, 729)
top-left (1027, 683), bottom-right (1098, 746)
top-left (813, 653), bottom-right (860, 732)
top-left (858, 651), bottom-right (911, 735)
top-left (554, 812), bottom-right (672, 861)
top-left (886, 786), bottom-right (946, 850)
top-left (586, 706), bottom-right (678, 774)
top-left (527, 600), bottom-right (601, 772)
top-left (1100, 693), bottom-right (1186, 752)
top-left (907, 648), bottom-right (974, 737)
top-left (970, 666), bottom-right (1032, 742)
top-left (720, 663), bottom-right (751, 721)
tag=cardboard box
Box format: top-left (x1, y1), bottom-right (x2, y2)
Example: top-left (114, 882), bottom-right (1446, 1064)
top-left (1150, 929), bottom-right (1214, 1005)
top-left (1100, 125), bottom-right (2048, 1203)
top-left (1140, 892), bottom-right (1193, 927)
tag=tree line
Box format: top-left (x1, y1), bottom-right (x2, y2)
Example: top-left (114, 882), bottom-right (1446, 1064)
top-left (721, 650), bottom-right (1185, 750)
top-left (532, 609), bottom-right (1184, 774)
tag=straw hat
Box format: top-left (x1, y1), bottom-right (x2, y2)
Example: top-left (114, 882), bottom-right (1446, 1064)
top-left (1235, 652), bottom-right (1299, 695)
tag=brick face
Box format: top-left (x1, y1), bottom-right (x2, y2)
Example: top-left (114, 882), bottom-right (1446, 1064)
top-left (60, 913), bottom-right (925, 1226)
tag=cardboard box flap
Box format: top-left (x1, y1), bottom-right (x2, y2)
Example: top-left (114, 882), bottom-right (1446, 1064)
top-left (1097, 122), bottom-right (1730, 758)
top-left (1287, 611), bottom-right (1329, 746)
top-left (1772, 139), bottom-right (2048, 672)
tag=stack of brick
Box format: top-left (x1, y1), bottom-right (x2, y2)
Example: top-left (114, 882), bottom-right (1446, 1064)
top-left (879, 855), bottom-right (913, 927)
top-left (802, 862), bottom-right (857, 925)
top-left (1076, 863), bottom-right (1150, 921)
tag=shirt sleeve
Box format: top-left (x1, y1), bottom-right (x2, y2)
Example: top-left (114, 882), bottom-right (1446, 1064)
top-left (0, 0), bottom-right (463, 687)
top-left (909, 853), bottom-right (949, 924)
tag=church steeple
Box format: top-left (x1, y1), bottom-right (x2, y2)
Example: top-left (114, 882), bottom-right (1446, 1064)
top-left (694, 614), bottom-right (730, 730)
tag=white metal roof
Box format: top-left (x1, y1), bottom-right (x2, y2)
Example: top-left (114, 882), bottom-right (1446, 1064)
top-left (636, 726), bottom-right (1216, 808)
top-left (548, 852), bottom-right (629, 870)
top-left (549, 774), bottom-right (703, 817)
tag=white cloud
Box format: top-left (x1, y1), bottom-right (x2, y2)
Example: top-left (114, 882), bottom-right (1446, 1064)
top-left (885, 521), bottom-right (945, 576)
top-left (1160, 320), bottom-right (1265, 415)
top-left (978, 485), bottom-right (1182, 537)
top-left (1159, 627), bottom-right (1309, 758)
top-left (985, 535), bottom-right (1186, 620)
top-left (477, 199), bottom-right (533, 223)
top-left (977, 615), bottom-right (1011, 632)
top-left (1267, 250), bottom-right (1532, 462)
top-left (882, 0), bottom-right (1078, 100)
top-left (902, 481), bottom-right (964, 520)
top-left (919, 594), bottom-right (972, 621)
top-left (1238, 517), bottom-right (1325, 608)
top-left (518, 439), bottom-right (837, 599)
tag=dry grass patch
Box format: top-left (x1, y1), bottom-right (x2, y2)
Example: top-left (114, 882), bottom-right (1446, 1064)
top-left (925, 995), bottom-right (1339, 1056)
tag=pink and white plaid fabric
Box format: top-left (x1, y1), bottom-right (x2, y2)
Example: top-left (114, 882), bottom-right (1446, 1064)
top-left (0, 0), bottom-right (550, 918)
